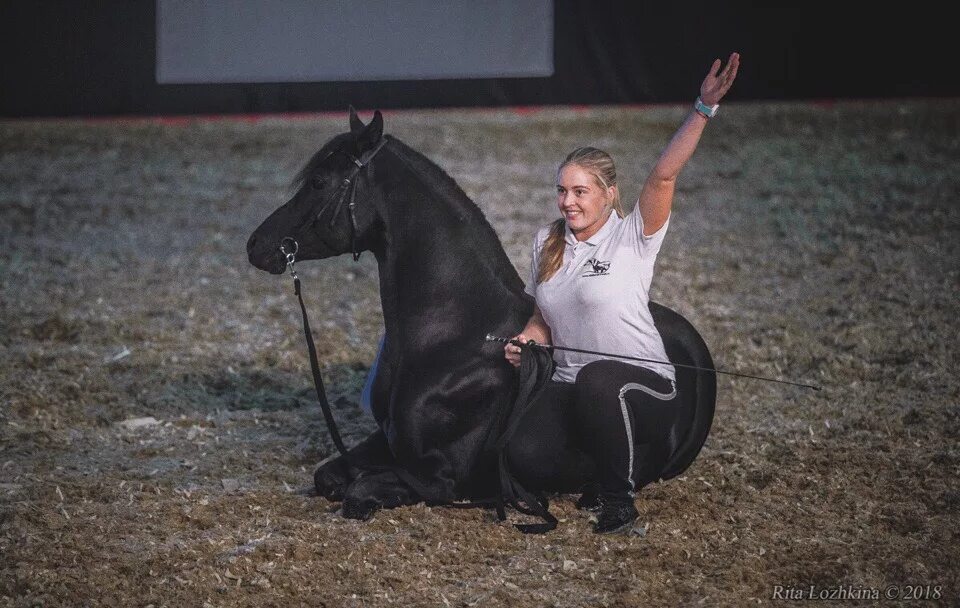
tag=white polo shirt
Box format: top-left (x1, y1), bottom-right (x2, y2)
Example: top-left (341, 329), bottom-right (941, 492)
top-left (525, 208), bottom-right (676, 383)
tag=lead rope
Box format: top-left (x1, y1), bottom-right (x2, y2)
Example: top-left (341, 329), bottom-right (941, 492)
top-left (483, 342), bottom-right (559, 533)
top-left (281, 238), bottom-right (351, 460)
top-left (281, 237), bottom-right (444, 504)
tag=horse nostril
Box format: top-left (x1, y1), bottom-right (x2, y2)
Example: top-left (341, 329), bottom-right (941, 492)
top-left (246, 234), bottom-right (257, 255)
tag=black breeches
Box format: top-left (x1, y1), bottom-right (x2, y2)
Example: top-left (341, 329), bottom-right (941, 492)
top-left (570, 359), bottom-right (680, 494)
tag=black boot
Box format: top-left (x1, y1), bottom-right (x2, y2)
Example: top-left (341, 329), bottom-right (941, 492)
top-left (593, 493), bottom-right (639, 534)
top-left (575, 483), bottom-right (601, 512)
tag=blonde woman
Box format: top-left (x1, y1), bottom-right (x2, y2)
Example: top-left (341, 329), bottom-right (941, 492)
top-left (505, 53), bottom-right (740, 533)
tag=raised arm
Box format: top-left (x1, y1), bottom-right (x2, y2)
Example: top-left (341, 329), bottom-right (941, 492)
top-left (638, 52), bottom-right (740, 236)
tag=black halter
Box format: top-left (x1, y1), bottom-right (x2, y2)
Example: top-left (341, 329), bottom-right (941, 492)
top-left (320, 136), bottom-right (391, 261)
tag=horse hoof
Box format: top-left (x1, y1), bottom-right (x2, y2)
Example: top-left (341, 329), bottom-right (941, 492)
top-left (314, 461), bottom-right (349, 501)
top-left (342, 495), bottom-right (380, 521)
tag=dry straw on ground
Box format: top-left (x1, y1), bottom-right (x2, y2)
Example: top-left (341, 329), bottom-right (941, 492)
top-left (1, 100), bottom-right (958, 606)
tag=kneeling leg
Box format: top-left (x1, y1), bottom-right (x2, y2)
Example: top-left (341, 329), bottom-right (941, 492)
top-left (314, 429), bottom-right (394, 501)
top-left (573, 361), bottom-right (679, 495)
top-left (342, 469), bottom-right (419, 520)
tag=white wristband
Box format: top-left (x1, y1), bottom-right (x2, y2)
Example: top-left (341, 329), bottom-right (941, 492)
top-left (694, 97), bottom-right (719, 119)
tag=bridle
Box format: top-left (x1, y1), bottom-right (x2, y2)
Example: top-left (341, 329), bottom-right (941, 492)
top-left (288, 136), bottom-right (391, 264)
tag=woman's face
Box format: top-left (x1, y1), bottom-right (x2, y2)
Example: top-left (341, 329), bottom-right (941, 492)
top-left (556, 164), bottom-right (615, 242)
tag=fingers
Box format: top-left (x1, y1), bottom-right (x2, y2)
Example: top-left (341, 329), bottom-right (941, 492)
top-left (701, 58), bottom-right (722, 94)
top-left (709, 58), bottom-right (722, 78)
top-left (503, 334), bottom-right (527, 359)
top-left (504, 346), bottom-right (521, 367)
top-left (702, 52), bottom-right (740, 103)
top-left (721, 52), bottom-right (739, 83)
top-left (503, 333), bottom-right (526, 366)
top-left (504, 344), bottom-right (523, 356)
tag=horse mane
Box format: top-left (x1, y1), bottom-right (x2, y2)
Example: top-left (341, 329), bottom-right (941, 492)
top-left (384, 136), bottom-right (521, 273)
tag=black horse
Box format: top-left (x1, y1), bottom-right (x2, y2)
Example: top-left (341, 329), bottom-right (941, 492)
top-left (247, 109), bottom-right (716, 522)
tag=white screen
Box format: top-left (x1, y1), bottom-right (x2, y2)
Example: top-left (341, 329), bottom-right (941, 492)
top-left (156, 0), bottom-right (554, 84)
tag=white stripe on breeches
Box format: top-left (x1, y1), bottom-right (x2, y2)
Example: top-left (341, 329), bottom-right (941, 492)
top-left (617, 379), bottom-right (678, 492)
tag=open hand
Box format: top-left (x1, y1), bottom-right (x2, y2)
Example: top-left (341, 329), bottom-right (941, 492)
top-left (700, 52), bottom-right (740, 106)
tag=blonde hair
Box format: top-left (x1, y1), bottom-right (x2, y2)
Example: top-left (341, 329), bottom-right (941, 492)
top-left (536, 147), bottom-right (623, 284)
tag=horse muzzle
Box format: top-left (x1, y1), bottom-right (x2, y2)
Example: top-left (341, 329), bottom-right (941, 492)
top-left (246, 233), bottom-right (287, 274)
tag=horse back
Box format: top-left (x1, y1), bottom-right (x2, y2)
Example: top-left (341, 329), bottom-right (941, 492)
top-left (649, 302), bottom-right (717, 480)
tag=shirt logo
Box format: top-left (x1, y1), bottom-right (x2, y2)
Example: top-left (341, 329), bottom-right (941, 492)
top-left (582, 258), bottom-right (611, 277)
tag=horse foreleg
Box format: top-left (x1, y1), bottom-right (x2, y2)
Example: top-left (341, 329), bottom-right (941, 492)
top-left (313, 429), bottom-right (394, 501)
top-left (341, 469), bottom-right (419, 521)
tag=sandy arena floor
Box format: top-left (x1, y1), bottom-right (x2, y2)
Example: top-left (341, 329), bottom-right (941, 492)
top-left (1, 99), bottom-right (958, 606)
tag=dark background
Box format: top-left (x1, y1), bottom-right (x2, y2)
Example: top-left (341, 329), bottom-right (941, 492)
top-left (0, 0), bottom-right (953, 118)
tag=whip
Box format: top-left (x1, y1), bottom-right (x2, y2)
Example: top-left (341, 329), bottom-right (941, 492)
top-left (485, 334), bottom-right (822, 391)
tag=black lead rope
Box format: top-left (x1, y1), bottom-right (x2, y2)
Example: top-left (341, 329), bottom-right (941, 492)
top-left (293, 274), bottom-right (352, 458)
top-left (281, 237), bottom-right (442, 504)
top-left (485, 343), bottom-right (559, 533)
top-left (278, 138), bottom-right (390, 458)
top-left (281, 239), bottom-right (351, 460)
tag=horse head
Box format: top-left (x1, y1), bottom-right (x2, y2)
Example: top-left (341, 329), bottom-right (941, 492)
top-left (247, 107), bottom-right (387, 274)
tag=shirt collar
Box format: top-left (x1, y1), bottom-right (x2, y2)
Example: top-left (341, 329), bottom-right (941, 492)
top-left (563, 210), bottom-right (622, 246)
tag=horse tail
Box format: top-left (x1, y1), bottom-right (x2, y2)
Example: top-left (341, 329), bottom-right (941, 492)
top-left (648, 302), bottom-right (718, 481)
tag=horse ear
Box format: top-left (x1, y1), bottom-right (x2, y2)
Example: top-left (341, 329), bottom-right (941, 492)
top-left (361, 110), bottom-right (384, 145)
top-left (349, 105), bottom-right (364, 134)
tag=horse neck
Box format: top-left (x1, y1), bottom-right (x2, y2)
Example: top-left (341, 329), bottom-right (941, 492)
top-left (371, 141), bottom-right (527, 351)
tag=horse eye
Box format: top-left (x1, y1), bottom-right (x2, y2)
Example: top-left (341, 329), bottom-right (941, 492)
top-left (311, 176), bottom-right (325, 190)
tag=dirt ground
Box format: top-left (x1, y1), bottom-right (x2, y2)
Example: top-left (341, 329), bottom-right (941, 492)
top-left (1, 99), bottom-right (958, 607)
